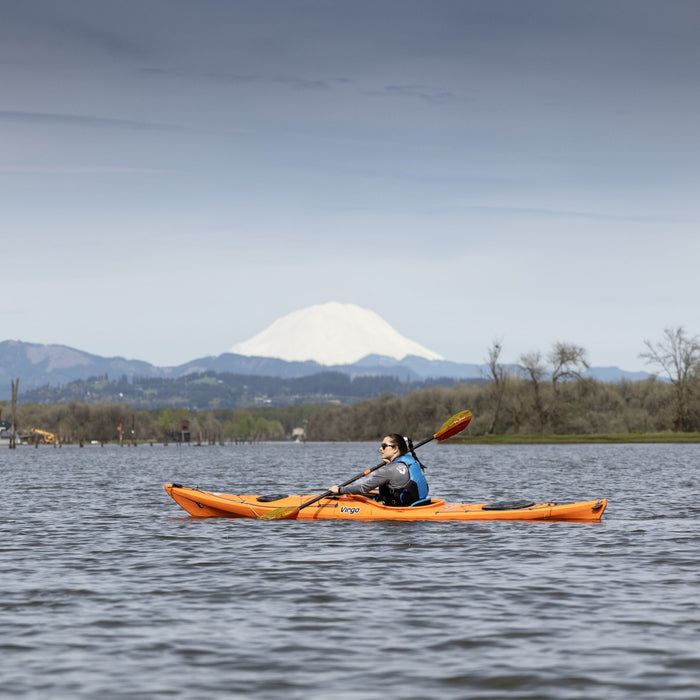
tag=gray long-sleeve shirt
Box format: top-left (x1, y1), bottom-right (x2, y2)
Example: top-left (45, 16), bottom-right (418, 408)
top-left (338, 460), bottom-right (411, 496)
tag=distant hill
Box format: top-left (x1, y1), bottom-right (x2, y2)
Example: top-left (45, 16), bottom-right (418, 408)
top-left (19, 370), bottom-right (468, 410)
top-left (0, 339), bottom-right (651, 405)
top-left (582, 366), bottom-right (651, 382)
top-left (0, 340), bottom-right (162, 397)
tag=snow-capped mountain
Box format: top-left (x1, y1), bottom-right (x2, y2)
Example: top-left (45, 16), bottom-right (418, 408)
top-left (231, 302), bottom-right (444, 365)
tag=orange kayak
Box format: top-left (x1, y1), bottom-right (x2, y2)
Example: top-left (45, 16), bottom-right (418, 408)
top-left (164, 483), bottom-right (607, 522)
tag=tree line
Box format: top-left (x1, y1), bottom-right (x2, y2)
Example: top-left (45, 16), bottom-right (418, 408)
top-left (3, 402), bottom-right (330, 445)
top-left (4, 326), bottom-right (699, 443)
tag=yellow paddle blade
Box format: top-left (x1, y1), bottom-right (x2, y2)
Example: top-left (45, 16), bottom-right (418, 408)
top-left (434, 410), bottom-right (472, 441)
top-left (259, 506), bottom-right (300, 520)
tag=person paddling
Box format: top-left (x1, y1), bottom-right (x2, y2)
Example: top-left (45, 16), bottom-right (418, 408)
top-left (328, 434), bottom-right (429, 506)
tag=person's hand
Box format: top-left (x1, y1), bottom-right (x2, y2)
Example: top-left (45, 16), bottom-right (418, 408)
top-left (329, 485), bottom-right (340, 494)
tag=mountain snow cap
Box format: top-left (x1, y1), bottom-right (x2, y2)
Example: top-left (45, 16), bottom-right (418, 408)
top-left (231, 302), bottom-right (444, 365)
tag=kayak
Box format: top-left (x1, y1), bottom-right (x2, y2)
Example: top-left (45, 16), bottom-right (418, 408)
top-left (164, 483), bottom-right (607, 522)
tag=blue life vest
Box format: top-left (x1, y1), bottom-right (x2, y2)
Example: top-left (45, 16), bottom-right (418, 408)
top-left (379, 454), bottom-right (429, 506)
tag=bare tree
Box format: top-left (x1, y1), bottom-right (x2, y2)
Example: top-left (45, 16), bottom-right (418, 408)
top-left (483, 338), bottom-right (509, 434)
top-left (640, 326), bottom-right (700, 432)
top-left (10, 378), bottom-right (19, 448)
top-left (549, 342), bottom-right (589, 394)
top-left (504, 379), bottom-right (527, 434)
top-left (519, 343), bottom-right (589, 434)
top-left (518, 351), bottom-right (549, 432)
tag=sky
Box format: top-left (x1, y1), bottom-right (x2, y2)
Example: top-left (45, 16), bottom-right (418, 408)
top-left (2, 0), bottom-right (699, 372)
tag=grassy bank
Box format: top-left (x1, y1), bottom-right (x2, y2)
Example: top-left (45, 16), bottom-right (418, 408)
top-left (450, 432), bottom-right (700, 444)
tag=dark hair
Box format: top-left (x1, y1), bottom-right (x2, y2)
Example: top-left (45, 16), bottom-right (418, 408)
top-left (388, 433), bottom-right (408, 455)
top-left (387, 433), bottom-right (426, 471)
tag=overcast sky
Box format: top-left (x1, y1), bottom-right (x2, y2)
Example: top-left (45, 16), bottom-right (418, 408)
top-left (2, 0), bottom-right (698, 371)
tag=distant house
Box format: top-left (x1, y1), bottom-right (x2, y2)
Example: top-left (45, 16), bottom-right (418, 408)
top-left (0, 420), bottom-right (15, 445)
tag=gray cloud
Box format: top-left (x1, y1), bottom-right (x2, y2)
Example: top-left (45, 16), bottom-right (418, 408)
top-left (0, 110), bottom-right (191, 133)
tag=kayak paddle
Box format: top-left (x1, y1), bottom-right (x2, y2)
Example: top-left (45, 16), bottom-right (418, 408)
top-left (259, 409), bottom-right (472, 520)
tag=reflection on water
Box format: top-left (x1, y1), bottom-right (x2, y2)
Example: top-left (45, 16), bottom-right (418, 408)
top-left (2, 442), bottom-right (699, 698)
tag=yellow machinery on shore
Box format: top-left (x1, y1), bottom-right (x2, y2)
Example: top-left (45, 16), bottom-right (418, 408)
top-left (27, 428), bottom-right (59, 445)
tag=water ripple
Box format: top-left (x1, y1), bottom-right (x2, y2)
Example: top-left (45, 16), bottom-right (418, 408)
top-left (2, 442), bottom-right (699, 698)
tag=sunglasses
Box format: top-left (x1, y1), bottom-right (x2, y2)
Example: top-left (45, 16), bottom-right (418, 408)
top-left (380, 443), bottom-right (396, 449)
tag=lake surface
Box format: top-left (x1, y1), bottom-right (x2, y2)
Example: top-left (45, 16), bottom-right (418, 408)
top-left (2, 441), bottom-right (699, 699)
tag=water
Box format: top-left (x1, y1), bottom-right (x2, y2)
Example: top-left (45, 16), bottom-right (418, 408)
top-left (2, 441), bottom-right (699, 699)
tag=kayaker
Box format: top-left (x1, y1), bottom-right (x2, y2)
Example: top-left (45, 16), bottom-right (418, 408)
top-left (328, 434), bottom-right (429, 506)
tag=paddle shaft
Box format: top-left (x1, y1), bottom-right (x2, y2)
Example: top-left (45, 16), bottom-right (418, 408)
top-left (259, 410), bottom-right (471, 519)
top-left (294, 434), bottom-right (437, 514)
